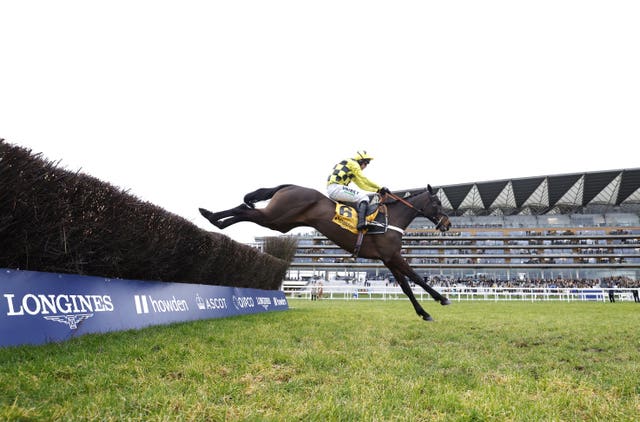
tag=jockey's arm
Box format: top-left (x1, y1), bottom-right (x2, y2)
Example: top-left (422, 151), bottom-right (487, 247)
top-left (347, 160), bottom-right (381, 192)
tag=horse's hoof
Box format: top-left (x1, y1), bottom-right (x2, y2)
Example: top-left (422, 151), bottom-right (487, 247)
top-left (441, 298), bottom-right (451, 306)
top-left (199, 208), bottom-right (219, 226)
top-left (422, 315), bottom-right (434, 322)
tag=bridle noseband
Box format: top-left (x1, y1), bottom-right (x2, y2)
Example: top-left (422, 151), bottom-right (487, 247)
top-left (429, 215), bottom-right (447, 231)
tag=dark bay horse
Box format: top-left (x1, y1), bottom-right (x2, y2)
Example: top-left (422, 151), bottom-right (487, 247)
top-left (199, 184), bottom-right (452, 321)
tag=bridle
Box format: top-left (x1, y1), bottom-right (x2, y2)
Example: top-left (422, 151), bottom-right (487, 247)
top-left (385, 190), bottom-right (448, 231)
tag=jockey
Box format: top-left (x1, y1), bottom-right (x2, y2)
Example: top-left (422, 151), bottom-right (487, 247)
top-left (327, 150), bottom-right (391, 230)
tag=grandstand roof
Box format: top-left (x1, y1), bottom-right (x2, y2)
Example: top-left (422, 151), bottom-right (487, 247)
top-left (407, 168), bottom-right (640, 216)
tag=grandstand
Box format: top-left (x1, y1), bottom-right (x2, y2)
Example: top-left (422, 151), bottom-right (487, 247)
top-left (263, 168), bottom-right (640, 286)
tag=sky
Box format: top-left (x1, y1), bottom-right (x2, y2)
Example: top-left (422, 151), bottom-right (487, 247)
top-left (2, 1), bottom-right (639, 243)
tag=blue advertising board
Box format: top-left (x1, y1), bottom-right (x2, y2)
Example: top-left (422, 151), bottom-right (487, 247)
top-left (0, 268), bottom-right (288, 348)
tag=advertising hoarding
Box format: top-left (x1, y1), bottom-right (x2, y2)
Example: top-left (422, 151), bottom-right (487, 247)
top-left (0, 268), bottom-right (288, 348)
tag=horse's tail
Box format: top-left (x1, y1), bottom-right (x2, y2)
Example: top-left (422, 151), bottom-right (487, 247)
top-left (243, 184), bottom-right (293, 208)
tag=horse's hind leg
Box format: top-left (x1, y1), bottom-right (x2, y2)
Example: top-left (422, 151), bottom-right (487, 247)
top-left (199, 204), bottom-right (254, 229)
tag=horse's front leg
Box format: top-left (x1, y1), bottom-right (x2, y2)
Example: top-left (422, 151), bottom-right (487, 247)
top-left (392, 256), bottom-right (450, 306)
top-left (414, 277), bottom-right (451, 306)
top-left (389, 268), bottom-right (433, 321)
top-left (385, 253), bottom-right (451, 305)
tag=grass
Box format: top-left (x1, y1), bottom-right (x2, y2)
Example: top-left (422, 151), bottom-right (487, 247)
top-left (1, 300), bottom-right (639, 421)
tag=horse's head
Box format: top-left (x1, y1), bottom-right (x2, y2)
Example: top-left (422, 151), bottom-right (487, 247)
top-left (417, 185), bottom-right (451, 232)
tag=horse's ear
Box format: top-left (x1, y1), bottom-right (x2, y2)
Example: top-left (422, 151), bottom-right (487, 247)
top-left (427, 184), bottom-right (434, 194)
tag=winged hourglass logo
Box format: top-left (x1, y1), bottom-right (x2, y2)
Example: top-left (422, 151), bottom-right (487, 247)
top-left (43, 313), bottom-right (94, 329)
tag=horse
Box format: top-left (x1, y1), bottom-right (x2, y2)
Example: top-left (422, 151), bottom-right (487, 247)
top-left (199, 184), bottom-right (452, 321)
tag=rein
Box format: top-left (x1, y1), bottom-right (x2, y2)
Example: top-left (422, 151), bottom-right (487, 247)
top-left (384, 191), bottom-right (446, 230)
top-left (385, 191), bottom-right (414, 209)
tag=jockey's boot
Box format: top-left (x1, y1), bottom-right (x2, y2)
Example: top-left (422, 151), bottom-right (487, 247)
top-left (356, 201), bottom-right (368, 231)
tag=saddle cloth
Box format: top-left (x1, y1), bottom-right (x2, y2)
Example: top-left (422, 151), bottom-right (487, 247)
top-left (331, 203), bottom-right (386, 234)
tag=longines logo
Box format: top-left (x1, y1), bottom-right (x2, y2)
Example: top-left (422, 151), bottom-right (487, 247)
top-left (256, 296), bottom-right (271, 310)
top-left (3, 293), bottom-right (114, 330)
top-left (43, 314), bottom-right (94, 329)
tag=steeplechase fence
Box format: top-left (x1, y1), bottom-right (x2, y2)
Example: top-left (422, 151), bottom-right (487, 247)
top-left (283, 284), bottom-right (640, 303)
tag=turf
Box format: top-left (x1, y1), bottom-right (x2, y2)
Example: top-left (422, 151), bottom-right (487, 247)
top-left (1, 300), bottom-right (639, 421)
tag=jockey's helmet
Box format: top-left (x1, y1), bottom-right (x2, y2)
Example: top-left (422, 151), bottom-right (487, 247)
top-left (354, 150), bottom-right (374, 162)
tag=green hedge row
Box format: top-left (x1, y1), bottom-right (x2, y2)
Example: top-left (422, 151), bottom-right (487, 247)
top-left (0, 139), bottom-right (291, 290)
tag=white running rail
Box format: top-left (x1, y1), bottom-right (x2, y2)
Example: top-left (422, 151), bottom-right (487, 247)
top-left (283, 285), bottom-right (640, 302)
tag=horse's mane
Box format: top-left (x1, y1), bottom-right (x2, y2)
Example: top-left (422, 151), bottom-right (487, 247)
top-left (391, 189), bottom-right (429, 201)
top-left (407, 188), bottom-right (429, 198)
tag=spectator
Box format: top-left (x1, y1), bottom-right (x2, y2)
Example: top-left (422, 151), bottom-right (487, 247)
top-left (608, 286), bottom-right (616, 303)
